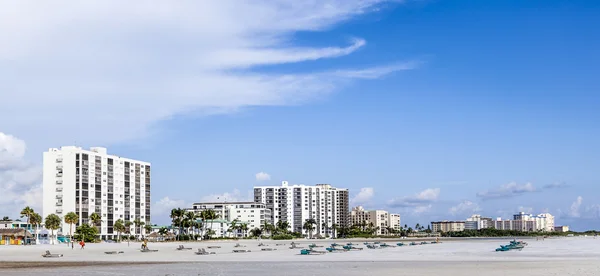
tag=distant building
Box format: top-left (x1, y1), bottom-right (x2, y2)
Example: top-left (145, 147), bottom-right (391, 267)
top-left (254, 181), bottom-right (349, 237)
top-left (491, 212), bottom-right (555, 232)
top-left (350, 206), bottom-right (397, 235)
top-left (188, 201), bottom-right (272, 237)
top-left (554, 225), bottom-right (570, 232)
top-left (431, 221), bottom-right (465, 233)
top-left (465, 214), bottom-right (493, 230)
top-left (389, 213), bottom-right (401, 232)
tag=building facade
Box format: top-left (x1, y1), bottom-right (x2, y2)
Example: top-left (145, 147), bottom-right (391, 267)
top-left (431, 221), bottom-right (465, 233)
top-left (465, 214), bottom-right (493, 230)
top-left (554, 225), bottom-right (569, 232)
top-left (350, 206), bottom-right (400, 235)
top-left (389, 213), bottom-right (401, 232)
top-left (188, 201), bottom-right (272, 237)
top-left (492, 212), bottom-right (555, 232)
top-left (43, 146), bottom-right (151, 240)
top-left (254, 181), bottom-right (349, 237)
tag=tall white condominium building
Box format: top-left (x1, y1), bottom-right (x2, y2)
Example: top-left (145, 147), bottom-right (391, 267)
top-left (350, 206), bottom-right (401, 235)
top-left (187, 202), bottom-right (272, 237)
top-left (254, 181), bottom-right (349, 237)
top-left (43, 146), bottom-right (151, 240)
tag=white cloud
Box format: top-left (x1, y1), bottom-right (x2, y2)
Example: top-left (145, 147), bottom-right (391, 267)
top-left (255, 172), bottom-right (271, 181)
top-left (449, 200), bottom-right (481, 216)
top-left (0, 0), bottom-right (415, 147)
top-left (151, 197), bottom-right (187, 218)
top-left (388, 188), bottom-right (440, 210)
top-left (476, 182), bottom-right (536, 199)
top-left (350, 187), bottom-right (374, 206)
top-left (517, 206), bottom-right (534, 214)
top-left (0, 132), bottom-right (42, 217)
top-left (569, 196), bottom-right (583, 218)
top-left (200, 189), bottom-right (252, 203)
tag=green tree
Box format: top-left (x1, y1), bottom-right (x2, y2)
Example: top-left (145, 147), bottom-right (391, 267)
top-left (45, 214), bottom-right (61, 245)
top-left (114, 219), bottom-right (125, 242)
top-left (144, 224), bottom-right (152, 234)
top-left (331, 223), bottom-right (339, 239)
top-left (124, 221), bottom-right (133, 246)
top-left (249, 227), bottom-right (262, 238)
top-left (133, 218), bottom-right (145, 240)
top-left (240, 223), bottom-right (249, 238)
top-left (30, 213), bottom-right (42, 241)
top-left (1, 216), bottom-right (10, 221)
top-left (89, 213), bottom-right (102, 240)
top-left (158, 227), bottom-right (169, 240)
top-left (303, 218), bottom-right (316, 239)
top-left (276, 220), bottom-right (290, 234)
top-left (20, 206), bottom-right (34, 244)
top-left (170, 208), bottom-right (185, 240)
top-left (64, 212), bottom-right (79, 247)
top-left (74, 224), bottom-right (98, 242)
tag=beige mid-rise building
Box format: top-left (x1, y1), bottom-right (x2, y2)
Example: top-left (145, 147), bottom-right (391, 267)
top-left (350, 206), bottom-right (400, 235)
top-left (431, 221), bottom-right (465, 233)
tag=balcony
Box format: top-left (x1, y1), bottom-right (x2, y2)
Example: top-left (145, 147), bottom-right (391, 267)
top-left (56, 209), bottom-right (63, 214)
top-left (56, 173), bottom-right (63, 177)
top-left (56, 179), bottom-right (63, 184)
top-left (56, 188), bottom-right (63, 192)
top-left (56, 195), bottom-right (63, 199)
top-left (56, 202), bottom-right (63, 206)
top-left (56, 164), bottom-right (63, 169)
top-left (56, 158), bottom-right (63, 163)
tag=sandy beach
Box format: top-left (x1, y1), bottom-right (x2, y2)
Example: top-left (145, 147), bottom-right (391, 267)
top-left (1, 237), bottom-right (599, 275)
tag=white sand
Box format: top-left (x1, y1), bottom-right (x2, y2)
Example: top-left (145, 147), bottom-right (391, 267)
top-left (1, 237), bottom-right (599, 275)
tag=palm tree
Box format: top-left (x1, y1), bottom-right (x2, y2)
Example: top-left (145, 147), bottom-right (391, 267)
top-left (240, 223), bottom-right (249, 238)
top-left (415, 223), bottom-right (421, 232)
top-left (249, 227), bottom-right (262, 238)
top-left (20, 206), bottom-right (34, 244)
top-left (228, 219), bottom-right (239, 238)
top-left (30, 213), bottom-right (42, 242)
top-left (89, 213), bottom-right (102, 240)
top-left (158, 227), bottom-right (168, 240)
top-left (185, 211), bottom-right (196, 236)
top-left (133, 218), bottom-right (145, 240)
top-left (64, 212), bottom-right (79, 247)
top-left (170, 208), bottom-right (185, 240)
top-left (45, 214), bottom-right (61, 245)
top-left (114, 219), bottom-right (125, 242)
top-left (331, 223), bottom-right (339, 239)
top-left (276, 220), bottom-right (290, 234)
top-left (321, 222), bottom-right (329, 237)
top-left (124, 221), bottom-right (133, 246)
top-left (303, 218), bottom-right (316, 239)
top-left (1, 216), bottom-right (10, 221)
top-left (144, 224), bottom-right (152, 235)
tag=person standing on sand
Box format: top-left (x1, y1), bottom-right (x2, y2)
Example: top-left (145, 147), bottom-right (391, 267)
top-left (79, 240), bottom-right (85, 249)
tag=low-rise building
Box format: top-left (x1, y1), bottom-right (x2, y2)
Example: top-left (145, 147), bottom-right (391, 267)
top-left (431, 221), bottom-right (465, 233)
top-left (188, 201), bottom-right (272, 237)
top-left (554, 225), bottom-right (570, 232)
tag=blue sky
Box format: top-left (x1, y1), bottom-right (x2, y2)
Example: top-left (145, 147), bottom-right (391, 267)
top-left (1, 0), bottom-right (599, 230)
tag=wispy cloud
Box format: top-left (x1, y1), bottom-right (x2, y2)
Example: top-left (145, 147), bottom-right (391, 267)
top-left (543, 182), bottom-right (569, 189)
top-left (449, 200), bottom-right (481, 216)
top-left (476, 182), bottom-right (536, 200)
top-left (388, 188), bottom-right (440, 214)
top-left (0, 0), bottom-right (414, 147)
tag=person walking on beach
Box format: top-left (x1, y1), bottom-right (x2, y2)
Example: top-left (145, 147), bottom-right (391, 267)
top-left (79, 240), bottom-right (85, 249)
